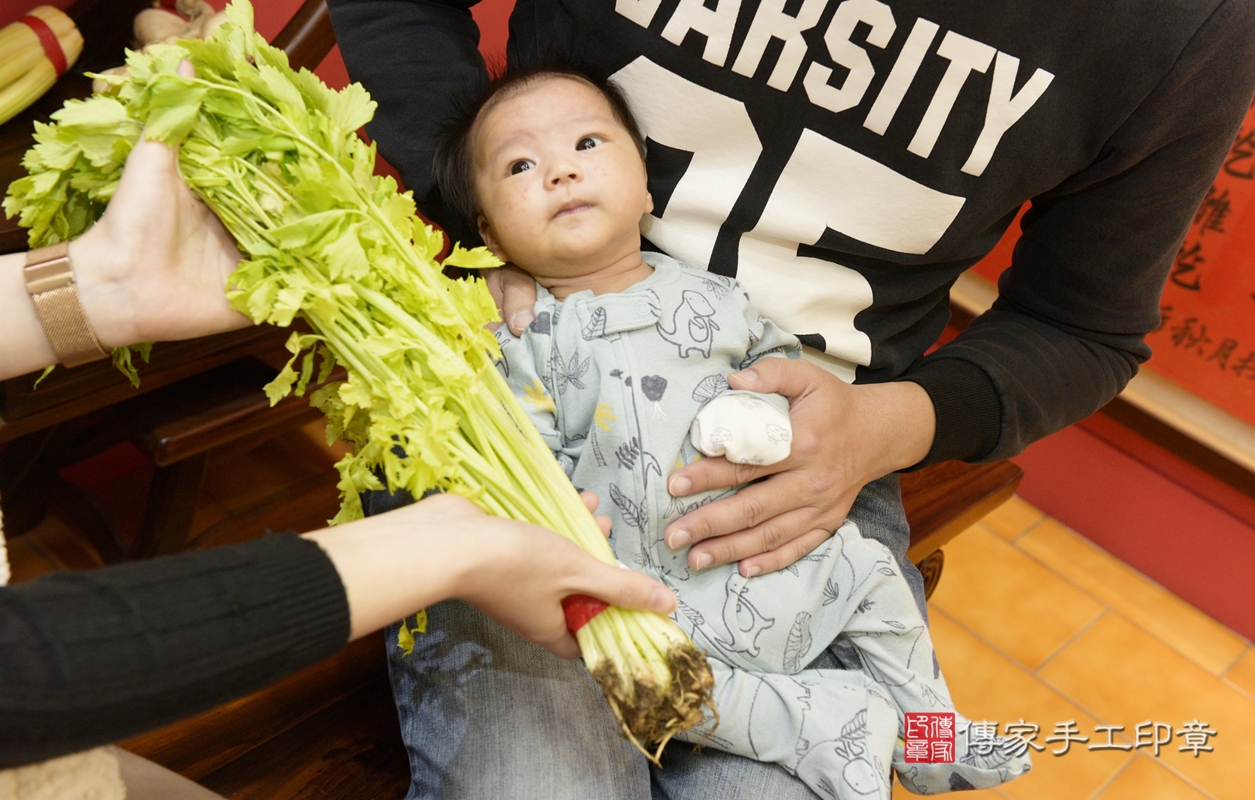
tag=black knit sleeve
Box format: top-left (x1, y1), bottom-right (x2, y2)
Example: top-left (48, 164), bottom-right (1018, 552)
top-left (903, 0), bottom-right (1255, 465)
top-left (0, 534), bottom-right (349, 770)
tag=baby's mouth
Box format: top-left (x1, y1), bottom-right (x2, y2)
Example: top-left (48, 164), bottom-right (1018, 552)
top-left (554, 199), bottom-right (592, 218)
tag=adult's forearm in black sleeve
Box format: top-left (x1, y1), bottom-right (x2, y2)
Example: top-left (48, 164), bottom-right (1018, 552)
top-left (0, 534), bottom-right (349, 769)
top-left (326, 0), bottom-right (487, 243)
top-left (905, 0), bottom-right (1255, 464)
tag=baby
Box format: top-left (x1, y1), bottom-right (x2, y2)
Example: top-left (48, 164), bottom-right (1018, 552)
top-left (428, 65), bottom-right (1031, 799)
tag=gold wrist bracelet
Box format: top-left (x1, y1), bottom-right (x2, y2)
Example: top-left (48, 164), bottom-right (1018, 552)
top-left (24, 241), bottom-right (109, 368)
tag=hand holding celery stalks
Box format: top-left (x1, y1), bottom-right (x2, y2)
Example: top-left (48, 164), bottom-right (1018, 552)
top-left (2, 0), bottom-right (713, 761)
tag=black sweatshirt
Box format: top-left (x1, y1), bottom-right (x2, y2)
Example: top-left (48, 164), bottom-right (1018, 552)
top-left (0, 534), bottom-right (349, 770)
top-left (326, 0), bottom-right (1255, 464)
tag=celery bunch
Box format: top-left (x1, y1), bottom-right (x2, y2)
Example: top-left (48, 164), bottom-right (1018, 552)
top-left (3, 0), bottom-right (711, 759)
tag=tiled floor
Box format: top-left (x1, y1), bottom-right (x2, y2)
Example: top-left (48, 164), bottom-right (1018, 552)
top-left (898, 495), bottom-right (1255, 800)
top-left (5, 433), bottom-right (1252, 799)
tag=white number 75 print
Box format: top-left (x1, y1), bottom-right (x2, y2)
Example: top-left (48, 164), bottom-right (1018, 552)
top-left (613, 57), bottom-right (966, 376)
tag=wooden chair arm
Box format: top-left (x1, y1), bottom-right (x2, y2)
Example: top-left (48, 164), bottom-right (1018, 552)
top-left (902, 459), bottom-right (1023, 563)
top-left (273, 0), bottom-right (335, 72)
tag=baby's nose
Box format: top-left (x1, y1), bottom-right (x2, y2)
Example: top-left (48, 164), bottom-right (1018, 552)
top-left (548, 160), bottom-right (582, 185)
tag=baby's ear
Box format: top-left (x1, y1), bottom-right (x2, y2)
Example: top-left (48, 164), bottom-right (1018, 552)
top-left (478, 215), bottom-right (508, 261)
top-left (643, 190), bottom-right (654, 217)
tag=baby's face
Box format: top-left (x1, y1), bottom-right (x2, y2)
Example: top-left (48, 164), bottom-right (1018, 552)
top-left (472, 77), bottom-right (653, 277)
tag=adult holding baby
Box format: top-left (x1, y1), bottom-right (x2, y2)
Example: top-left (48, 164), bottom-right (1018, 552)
top-left (0, 110), bottom-right (676, 772)
top-left (327, 0), bottom-right (1255, 797)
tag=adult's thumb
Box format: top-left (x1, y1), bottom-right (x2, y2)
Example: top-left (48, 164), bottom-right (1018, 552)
top-left (583, 564), bottom-right (676, 615)
top-left (500, 265), bottom-right (538, 334)
top-left (729, 356), bottom-right (821, 401)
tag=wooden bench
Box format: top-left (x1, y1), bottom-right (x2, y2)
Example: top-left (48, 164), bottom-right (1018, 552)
top-left (902, 459), bottom-right (1023, 597)
top-left (120, 458), bottom-right (1022, 799)
top-left (0, 352), bottom-right (335, 563)
top-left (120, 356), bottom-right (341, 559)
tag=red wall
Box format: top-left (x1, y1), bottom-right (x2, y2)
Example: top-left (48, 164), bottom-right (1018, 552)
top-left (2, 1), bottom-right (74, 28)
top-left (1014, 420), bottom-right (1255, 640)
top-left (471, 0), bottom-right (511, 63)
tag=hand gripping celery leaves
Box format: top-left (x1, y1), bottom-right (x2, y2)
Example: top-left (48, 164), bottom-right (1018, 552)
top-left (2, 0), bottom-right (712, 761)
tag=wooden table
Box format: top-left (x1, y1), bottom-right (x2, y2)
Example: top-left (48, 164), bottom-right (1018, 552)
top-left (0, 326), bottom-right (293, 444)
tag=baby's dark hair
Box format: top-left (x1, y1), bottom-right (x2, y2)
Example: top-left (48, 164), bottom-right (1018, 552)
top-left (433, 64), bottom-right (647, 231)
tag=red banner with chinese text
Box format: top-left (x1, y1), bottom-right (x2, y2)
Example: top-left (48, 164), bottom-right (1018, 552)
top-left (969, 102), bottom-right (1255, 429)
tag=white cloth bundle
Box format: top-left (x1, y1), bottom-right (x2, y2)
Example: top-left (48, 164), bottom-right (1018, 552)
top-left (689, 393), bottom-right (792, 466)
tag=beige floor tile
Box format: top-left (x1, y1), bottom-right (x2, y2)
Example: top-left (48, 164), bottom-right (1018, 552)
top-left (1221, 647), bottom-right (1255, 701)
top-left (981, 495), bottom-right (1046, 540)
top-left (1038, 613), bottom-right (1255, 800)
top-left (1095, 756), bottom-right (1213, 800)
top-left (189, 495), bottom-right (231, 539)
top-left (27, 512), bottom-right (108, 571)
top-left (929, 526), bottom-right (1105, 669)
top-left (1016, 519), bottom-right (1247, 676)
top-left (929, 611), bottom-right (1134, 800)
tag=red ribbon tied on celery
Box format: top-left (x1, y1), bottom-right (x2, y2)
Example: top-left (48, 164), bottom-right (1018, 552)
top-left (562, 594), bottom-right (609, 633)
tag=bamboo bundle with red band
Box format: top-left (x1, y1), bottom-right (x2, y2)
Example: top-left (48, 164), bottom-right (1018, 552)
top-left (0, 6), bottom-right (83, 126)
top-left (20, 14), bottom-right (68, 76)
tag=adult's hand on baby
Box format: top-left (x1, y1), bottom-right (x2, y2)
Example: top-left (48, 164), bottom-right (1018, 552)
top-left (484, 263), bottom-right (538, 334)
top-left (663, 358), bottom-right (937, 577)
top-left (690, 394), bottom-right (792, 466)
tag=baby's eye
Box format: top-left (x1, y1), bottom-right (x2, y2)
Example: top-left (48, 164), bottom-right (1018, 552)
top-left (576, 136), bottom-right (603, 151)
top-left (509, 159), bottom-right (534, 175)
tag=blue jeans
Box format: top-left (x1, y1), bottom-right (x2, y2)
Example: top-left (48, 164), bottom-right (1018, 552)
top-left (385, 474), bottom-right (923, 799)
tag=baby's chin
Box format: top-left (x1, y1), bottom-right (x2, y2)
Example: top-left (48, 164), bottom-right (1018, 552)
top-left (534, 242), bottom-right (623, 273)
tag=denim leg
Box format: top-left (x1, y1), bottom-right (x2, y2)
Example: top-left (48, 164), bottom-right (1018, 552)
top-left (847, 474), bottom-right (926, 620)
top-left (827, 474), bottom-right (925, 675)
top-left (382, 477), bottom-right (919, 799)
top-left (651, 747), bottom-right (822, 800)
top-left (387, 599), bottom-right (651, 799)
